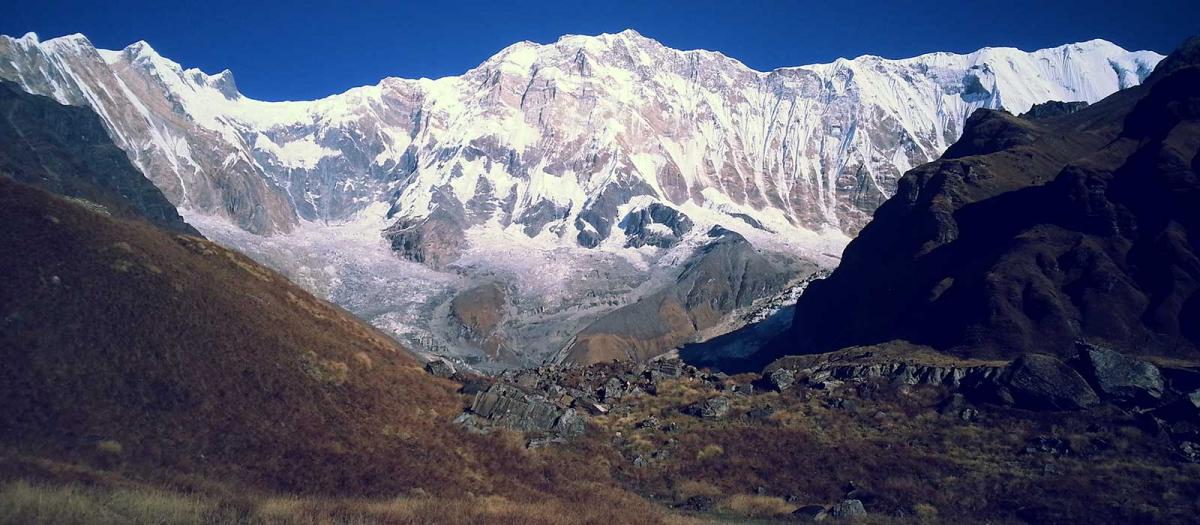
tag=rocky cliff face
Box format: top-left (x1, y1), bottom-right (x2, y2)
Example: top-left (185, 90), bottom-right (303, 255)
top-left (0, 80), bottom-right (195, 234)
top-left (561, 227), bottom-right (805, 364)
top-left (0, 31), bottom-right (1161, 247)
top-left (0, 30), bottom-right (1162, 367)
top-left (756, 37), bottom-right (1200, 367)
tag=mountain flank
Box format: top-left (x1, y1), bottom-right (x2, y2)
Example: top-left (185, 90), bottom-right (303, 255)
top-left (751, 36), bottom-right (1200, 368)
top-left (0, 80), bottom-right (196, 235)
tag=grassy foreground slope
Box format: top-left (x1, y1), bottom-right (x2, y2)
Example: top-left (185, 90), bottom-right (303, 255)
top-left (0, 178), bottom-right (686, 524)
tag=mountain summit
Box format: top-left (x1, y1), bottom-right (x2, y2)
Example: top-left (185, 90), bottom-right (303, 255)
top-left (0, 31), bottom-right (1164, 365)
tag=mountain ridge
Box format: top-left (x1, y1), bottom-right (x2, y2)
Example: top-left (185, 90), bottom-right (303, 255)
top-left (745, 36), bottom-right (1200, 370)
top-left (0, 30), bottom-right (1164, 366)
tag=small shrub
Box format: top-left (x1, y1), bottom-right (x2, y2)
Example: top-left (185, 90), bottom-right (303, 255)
top-left (913, 502), bottom-right (939, 521)
top-left (95, 440), bottom-right (122, 455)
top-left (696, 444), bottom-right (724, 461)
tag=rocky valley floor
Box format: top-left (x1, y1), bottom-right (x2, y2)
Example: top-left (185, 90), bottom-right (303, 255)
top-left (6, 343), bottom-right (1200, 524)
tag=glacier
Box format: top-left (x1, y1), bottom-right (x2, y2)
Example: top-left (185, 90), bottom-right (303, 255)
top-left (0, 29), bottom-right (1164, 366)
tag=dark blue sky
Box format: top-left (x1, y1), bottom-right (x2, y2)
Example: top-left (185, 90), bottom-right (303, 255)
top-left (2, 0), bottom-right (1196, 101)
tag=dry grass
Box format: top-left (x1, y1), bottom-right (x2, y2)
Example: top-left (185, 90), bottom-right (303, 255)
top-left (716, 494), bottom-right (796, 518)
top-left (0, 180), bottom-right (694, 521)
top-left (0, 480), bottom-right (704, 525)
top-left (593, 374), bottom-right (1200, 524)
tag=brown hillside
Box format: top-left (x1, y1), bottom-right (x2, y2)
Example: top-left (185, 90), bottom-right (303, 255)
top-left (0, 178), bottom-right (667, 522)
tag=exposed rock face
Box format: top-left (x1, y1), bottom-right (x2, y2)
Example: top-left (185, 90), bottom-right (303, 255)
top-left (829, 499), bottom-right (867, 519)
top-left (683, 396), bottom-right (731, 419)
top-left (1003, 354), bottom-right (1101, 410)
top-left (561, 228), bottom-right (796, 364)
top-left (620, 203), bottom-right (693, 248)
top-left (760, 37), bottom-right (1200, 366)
top-left (456, 383), bottom-right (586, 437)
top-left (1075, 343), bottom-right (1165, 405)
top-left (0, 35), bottom-right (297, 234)
top-left (448, 283), bottom-right (510, 358)
top-left (0, 31), bottom-right (1163, 369)
top-left (1019, 100), bottom-right (1089, 120)
top-left (0, 81), bottom-right (196, 235)
top-left (767, 368), bottom-right (796, 391)
top-left (424, 357), bottom-right (457, 378)
top-left (0, 32), bottom-right (1161, 247)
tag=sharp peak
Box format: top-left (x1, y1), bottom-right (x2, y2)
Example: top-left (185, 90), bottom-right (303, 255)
top-left (42, 33), bottom-right (94, 48)
top-left (123, 39), bottom-right (160, 56)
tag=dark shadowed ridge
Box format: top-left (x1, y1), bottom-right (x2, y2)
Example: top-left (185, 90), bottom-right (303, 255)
top-left (733, 36), bottom-right (1200, 373)
top-left (0, 80), bottom-right (197, 235)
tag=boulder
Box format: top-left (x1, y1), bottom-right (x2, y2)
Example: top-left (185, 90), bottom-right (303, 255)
top-left (464, 383), bottom-right (588, 439)
top-left (552, 408), bottom-right (587, 437)
top-left (1004, 354), bottom-right (1100, 410)
top-left (792, 504), bottom-right (828, 521)
top-left (681, 495), bottom-right (715, 512)
top-left (829, 499), bottom-right (866, 519)
top-left (601, 376), bottom-right (627, 401)
top-left (684, 396), bottom-right (731, 419)
top-left (424, 357), bottom-right (456, 378)
top-left (1075, 343), bottom-right (1165, 405)
top-left (768, 368), bottom-right (796, 391)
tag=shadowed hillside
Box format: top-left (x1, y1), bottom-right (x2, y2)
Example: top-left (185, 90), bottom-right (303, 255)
top-left (750, 37), bottom-right (1200, 368)
top-left (0, 80), bottom-right (196, 235)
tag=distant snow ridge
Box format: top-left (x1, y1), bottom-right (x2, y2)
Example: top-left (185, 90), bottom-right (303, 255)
top-left (0, 30), bottom-right (1164, 365)
top-left (0, 30), bottom-right (1162, 243)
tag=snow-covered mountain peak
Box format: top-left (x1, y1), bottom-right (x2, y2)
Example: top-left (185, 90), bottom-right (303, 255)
top-left (0, 30), bottom-right (1170, 365)
top-left (15, 32), bottom-right (39, 47)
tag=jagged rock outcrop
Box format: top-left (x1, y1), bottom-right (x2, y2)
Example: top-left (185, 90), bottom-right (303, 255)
top-left (561, 227), bottom-right (796, 364)
top-left (1002, 354), bottom-right (1101, 410)
top-left (757, 37), bottom-right (1200, 367)
top-left (455, 383), bottom-right (586, 438)
top-left (0, 81), bottom-right (196, 235)
top-left (0, 31), bottom-right (1165, 370)
top-left (1019, 100), bottom-right (1089, 120)
top-left (0, 32), bottom-right (1161, 248)
top-left (1075, 343), bottom-right (1165, 405)
top-left (620, 203), bottom-right (693, 248)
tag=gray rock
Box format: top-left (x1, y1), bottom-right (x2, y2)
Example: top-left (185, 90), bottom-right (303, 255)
top-left (601, 376), bottom-right (627, 401)
top-left (684, 396), bottom-right (731, 419)
top-left (829, 499), bottom-right (866, 519)
top-left (768, 368), bottom-right (795, 391)
top-left (1179, 441), bottom-right (1200, 463)
top-left (553, 408), bottom-right (587, 437)
top-left (792, 504), bottom-right (828, 521)
top-left (681, 495), bottom-right (715, 512)
top-left (637, 416), bottom-right (661, 429)
top-left (423, 358), bottom-right (456, 378)
top-left (526, 436), bottom-right (567, 449)
top-left (464, 383), bottom-right (589, 439)
top-left (1004, 354), bottom-right (1100, 410)
top-left (1076, 343), bottom-right (1165, 405)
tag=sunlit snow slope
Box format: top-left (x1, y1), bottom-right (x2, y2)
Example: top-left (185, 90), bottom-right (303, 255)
top-left (0, 30), bottom-right (1163, 367)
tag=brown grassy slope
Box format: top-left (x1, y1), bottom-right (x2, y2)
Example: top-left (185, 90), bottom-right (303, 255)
top-left (596, 373), bottom-right (1200, 524)
top-left (0, 179), bottom-right (667, 521)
